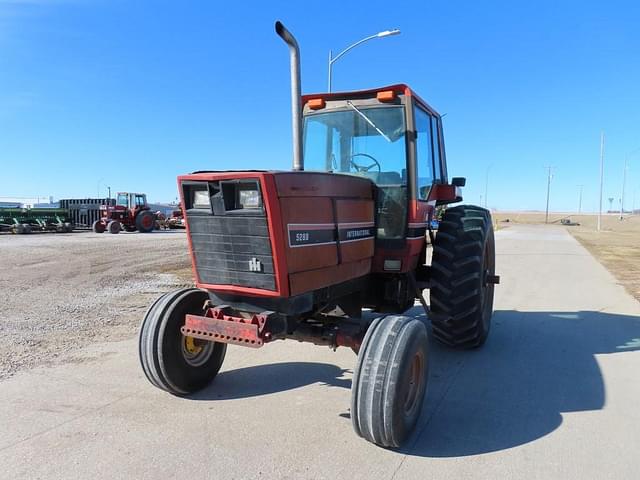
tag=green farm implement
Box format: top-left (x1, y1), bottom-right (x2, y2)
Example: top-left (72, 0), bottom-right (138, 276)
top-left (0, 207), bottom-right (73, 234)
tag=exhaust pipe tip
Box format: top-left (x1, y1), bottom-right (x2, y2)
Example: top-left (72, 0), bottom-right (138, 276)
top-left (275, 20), bottom-right (284, 36)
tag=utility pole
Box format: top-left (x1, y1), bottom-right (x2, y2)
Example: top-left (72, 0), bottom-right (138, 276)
top-left (544, 166), bottom-right (554, 223)
top-left (597, 132), bottom-right (605, 231)
top-left (577, 184), bottom-right (584, 214)
top-left (620, 156), bottom-right (628, 220)
top-left (484, 164), bottom-right (492, 209)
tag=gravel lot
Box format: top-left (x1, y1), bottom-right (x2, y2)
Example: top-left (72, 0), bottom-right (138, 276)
top-left (0, 230), bottom-right (190, 380)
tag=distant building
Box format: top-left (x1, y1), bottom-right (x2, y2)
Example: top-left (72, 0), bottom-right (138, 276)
top-left (0, 196), bottom-right (54, 208)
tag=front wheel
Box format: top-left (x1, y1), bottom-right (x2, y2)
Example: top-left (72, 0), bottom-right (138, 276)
top-left (138, 288), bottom-right (227, 395)
top-left (351, 315), bottom-right (429, 448)
top-left (92, 220), bottom-right (105, 233)
top-left (107, 220), bottom-right (121, 234)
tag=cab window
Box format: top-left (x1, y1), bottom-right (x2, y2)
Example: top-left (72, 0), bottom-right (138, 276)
top-left (431, 116), bottom-right (443, 182)
top-left (414, 107), bottom-right (434, 199)
top-left (116, 193), bottom-right (128, 207)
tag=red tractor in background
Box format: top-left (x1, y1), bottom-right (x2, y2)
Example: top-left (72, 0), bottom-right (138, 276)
top-left (92, 192), bottom-right (155, 234)
top-left (166, 204), bottom-right (186, 229)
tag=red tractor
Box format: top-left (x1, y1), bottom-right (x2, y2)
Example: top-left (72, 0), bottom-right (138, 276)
top-left (139, 22), bottom-right (499, 448)
top-left (166, 204), bottom-right (186, 229)
top-left (92, 192), bottom-right (155, 234)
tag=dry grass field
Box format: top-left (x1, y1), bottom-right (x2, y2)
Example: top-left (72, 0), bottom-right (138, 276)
top-left (493, 211), bottom-right (640, 302)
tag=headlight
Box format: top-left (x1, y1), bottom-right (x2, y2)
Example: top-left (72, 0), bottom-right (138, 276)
top-left (192, 189), bottom-right (210, 209)
top-left (237, 185), bottom-right (261, 209)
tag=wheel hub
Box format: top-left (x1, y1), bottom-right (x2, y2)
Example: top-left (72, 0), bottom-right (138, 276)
top-left (403, 352), bottom-right (424, 416)
top-left (181, 335), bottom-right (213, 367)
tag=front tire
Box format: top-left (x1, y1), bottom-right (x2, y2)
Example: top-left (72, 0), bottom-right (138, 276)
top-left (92, 220), bottom-right (105, 233)
top-left (139, 288), bottom-right (227, 395)
top-left (107, 220), bottom-right (121, 234)
top-left (429, 205), bottom-right (496, 348)
top-left (351, 315), bottom-right (429, 448)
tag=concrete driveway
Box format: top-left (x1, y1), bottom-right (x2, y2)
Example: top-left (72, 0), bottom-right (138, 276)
top-left (1, 225), bottom-right (639, 479)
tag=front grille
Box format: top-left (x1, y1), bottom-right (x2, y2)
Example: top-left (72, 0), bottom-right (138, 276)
top-left (187, 214), bottom-right (276, 290)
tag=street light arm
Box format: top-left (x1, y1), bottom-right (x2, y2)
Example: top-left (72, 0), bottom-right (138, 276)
top-left (330, 34), bottom-right (380, 65)
top-left (327, 28), bottom-right (400, 92)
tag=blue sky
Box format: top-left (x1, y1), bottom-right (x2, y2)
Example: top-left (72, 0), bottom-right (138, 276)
top-left (1, 0), bottom-right (639, 212)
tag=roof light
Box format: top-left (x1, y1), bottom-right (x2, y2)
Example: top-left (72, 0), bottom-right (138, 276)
top-left (308, 98), bottom-right (326, 110)
top-left (377, 90), bottom-right (397, 102)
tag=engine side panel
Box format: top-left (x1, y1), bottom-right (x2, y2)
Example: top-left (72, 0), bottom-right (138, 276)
top-left (275, 172), bottom-right (375, 297)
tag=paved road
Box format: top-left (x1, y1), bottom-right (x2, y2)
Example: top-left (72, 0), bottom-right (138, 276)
top-left (1, 225), bottom-right (639, 479)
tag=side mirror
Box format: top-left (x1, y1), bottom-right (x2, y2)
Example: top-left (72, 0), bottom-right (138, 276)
top-left (452, 177), bottom-right (466, 187)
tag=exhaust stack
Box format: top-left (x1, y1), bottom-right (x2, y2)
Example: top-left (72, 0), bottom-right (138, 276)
top-left (275, 21), bottom-right (303, 171)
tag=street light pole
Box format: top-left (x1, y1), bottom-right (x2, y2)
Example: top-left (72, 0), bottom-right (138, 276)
top-left (327, 29), bottom-right (400, 92)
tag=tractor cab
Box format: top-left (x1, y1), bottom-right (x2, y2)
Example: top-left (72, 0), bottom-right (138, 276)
top-left (302, 85), bottom-right (454, 243)
top-left (115, 192), bottom-right (149, 213)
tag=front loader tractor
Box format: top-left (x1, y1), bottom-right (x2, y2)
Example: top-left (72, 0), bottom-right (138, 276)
top-left (92, 192), bottom-right (155, 234)
top-left (139, 22), bottom-right (499, 448)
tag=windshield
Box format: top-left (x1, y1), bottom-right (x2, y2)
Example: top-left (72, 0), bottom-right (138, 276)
top-left (303, 106), bottom-right (407, 186)
top-left (117, 193), bottom-right (128, 207)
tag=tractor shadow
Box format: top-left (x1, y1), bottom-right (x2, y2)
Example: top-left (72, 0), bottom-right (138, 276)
top-left (190, 362), bottom-right (351, 401)
top-left (401, 308), bottom-right (640, 458)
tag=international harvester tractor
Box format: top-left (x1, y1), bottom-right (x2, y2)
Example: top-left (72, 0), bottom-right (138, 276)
top-left (139, 22), bottom-right (499, 448)
top-left (92, 192), bottom-right (155, 234)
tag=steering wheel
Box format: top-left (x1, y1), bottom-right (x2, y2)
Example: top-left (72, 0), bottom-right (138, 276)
top-left (349, 153), bottom-right (381, 173)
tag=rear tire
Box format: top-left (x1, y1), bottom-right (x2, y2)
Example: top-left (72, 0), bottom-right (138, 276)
top-left (139, 288), bottom-right (227, 395)
top-left (107, 220), bottom-right (121, 234)
top-left (136, 210), bottom-right (155, 233)
top-left (429, 205), bottom-right (496, 348)
top-left (351, 315), bottom-right (429, 448)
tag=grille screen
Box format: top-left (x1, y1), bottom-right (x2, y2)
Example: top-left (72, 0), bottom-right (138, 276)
top-left (188, 214), bottom-right (276, 290)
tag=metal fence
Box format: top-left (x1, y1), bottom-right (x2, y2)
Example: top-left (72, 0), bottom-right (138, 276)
top-left (58, 198), bottom-right (115, 228)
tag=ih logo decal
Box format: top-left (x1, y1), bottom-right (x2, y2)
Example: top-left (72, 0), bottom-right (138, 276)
top-left (249, 257), bottom-right (263, 273)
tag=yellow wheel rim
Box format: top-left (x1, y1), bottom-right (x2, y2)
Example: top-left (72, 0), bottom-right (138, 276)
top-left (184, 336), bottom-right (203, 356)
